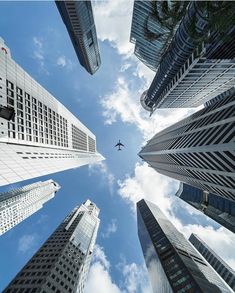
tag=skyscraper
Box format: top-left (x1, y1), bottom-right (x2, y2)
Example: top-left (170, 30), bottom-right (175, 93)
top-left (139, 90), bottom-right (235, 199)
top-left (130, 1), bottom-right (188, 72)
top-left (4, 200), bottom-right (100, 293)
top-left (140, 1), bottom-right (235, 113)
top-left (0, 38), bottom-right (104, 187)
top-left (56, 0), bottom-right (101, 75)
top-left (137, 199), bottom-right (232, 293)
top-left (0, 179), bottom-right (60, 236)
top-left (176, 183), bottom-right (235, 234)
top-left (189, 233), bottom-right (235, 291)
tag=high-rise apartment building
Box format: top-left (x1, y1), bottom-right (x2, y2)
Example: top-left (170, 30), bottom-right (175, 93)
top-left (139, 90), bottom-right (235, 199)
top-left (0, 179), bottom-right (60, 236)
top-left (0, 38), bottom-right (104, 187)
top-left (189, 233), bottom-right (235, 291)
top-left (130, 1), bottom-right (188, 72)
top-left (56, 0), bottom-right (101, 75)
top-left (176, 183), bottom-right (235, 234)
top-left (4, 200), bottom-right (100, 293)
top-left (137, 199), bottom-right (232, 293)
top-left (140, 1), bottom-right (235, 112)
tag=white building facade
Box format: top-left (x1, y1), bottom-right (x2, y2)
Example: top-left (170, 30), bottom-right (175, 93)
top-left (0, 179), bottom-right (60, 235)
top-left (0, 38), bottom-right (103, 187)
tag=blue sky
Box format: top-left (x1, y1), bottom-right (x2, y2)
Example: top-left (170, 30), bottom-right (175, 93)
top-left (0, 1), bottom-right (235, 293)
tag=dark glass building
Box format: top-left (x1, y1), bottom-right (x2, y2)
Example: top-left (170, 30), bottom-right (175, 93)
top-left (4, 200), bottom-right (100, 293)
top-left (189, 234), bottom-right (235, 291)
top-left (176, 183), bottom-right (235, 234)
top-left (130, 1), bottom-right (188, 72)
top-left (139, 90), bottom-right (235, 200)
top-left (56, 1), bottom-right (101, 75)
top-left (137, 199), bottom-right (232, 292)
top-left (140, 1), bottom-right (235, 112)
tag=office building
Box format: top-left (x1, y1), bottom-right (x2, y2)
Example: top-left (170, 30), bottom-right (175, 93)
top-left (0, 38), bottom-right (104, 187)
top-left (130, 1), bottom-right (188, 72)
top-left (137, 199), bottom-right (232, 292)
top-left (0, 179), bottom-right (60, 236)
top-left (139, 90), bottom-right (235, 199)
top-left (4, 200), bottom-right (100, 293)
top-left (140, 1), bottom-right (235, 112)
top-left (56, 0), bottom-right (101, 75)
top-left (176, 183), bottom-right (235, 234)
top-left (189, 233), bottom-right (235, 291)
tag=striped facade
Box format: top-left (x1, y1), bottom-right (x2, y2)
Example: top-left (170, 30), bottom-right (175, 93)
top-left (176, 183), bottom-right (235, 234)
top-left (189, 234), bottom-right (235, 291)
top-left (139, 90), bottom-right (235, 200)
top-left (140, 1), bottom-right (235, 112)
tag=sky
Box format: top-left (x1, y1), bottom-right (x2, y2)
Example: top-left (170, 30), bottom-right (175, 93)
top-left (0, 1), bottom-right (235, 293)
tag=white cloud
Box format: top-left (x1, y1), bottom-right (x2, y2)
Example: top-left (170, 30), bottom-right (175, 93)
top-left (101, 75), bottom-right (197, 141)
top-left (56, 55), bottom-right (74, 70)
top-left (93, 0), bottom-right (134, 57)
top-left (117, 162), bottom-right (235, 270)
top-left (85, 245), bottom-right (151, 293)
top-left (18, 233), bottom-right (37, 254)
top-left (102, 219), bottom-right (118, 238)
top-left (32, 36), bottom-right (49, 75)
top-left (89, 161), bottom-right (115, 195)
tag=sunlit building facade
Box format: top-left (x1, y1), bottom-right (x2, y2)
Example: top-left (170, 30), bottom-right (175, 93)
top-left (137, 199), bottom-right (232, 293)
top-left (56, 0), bottom-right (101, 75)
top-left (189, 234), bottom-right (235, 291)
top-left (140, 1), bottom-right (235, 112)
top-left (0, 38), bottom-right (104, 187)
top-left (176, 183), bottom-right (235, 234)
top-left (139, 91), bottom-right (235, 199)
top-left (0, 179), bottom-right (60, 236)
top-left (4, 200), bottom-right (100, 293)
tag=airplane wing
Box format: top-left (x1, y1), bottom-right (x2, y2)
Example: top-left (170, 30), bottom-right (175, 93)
top-left (114, 143), bottom-right (119, 147)
top-left (120, 143), bottom-right (124, 147)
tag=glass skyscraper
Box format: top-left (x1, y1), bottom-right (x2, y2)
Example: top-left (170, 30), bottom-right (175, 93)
top-left (0, 179), bottom-right (60, 236)
top-left (130, 1), bottom-right (187, 72)
top-left (137, 199), bottom-right (232, 293)
top-left (139, 90), bottom-right (235, 200)
top-left (176, 183), bottom-right (235, 234)
top-left (140, 1), bottom-right (235, 113)
top-left (0, 37), bottom-right (104, 187)
top-left (189, 233), bottom-right (235, 291)
top-left (4, 200), bottom-right (100, 293)
top-left (56, 0), bottom-right (101, 75)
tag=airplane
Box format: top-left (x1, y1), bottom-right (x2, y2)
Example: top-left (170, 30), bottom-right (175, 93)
top-left (114, 140), bottom-right (124, 151)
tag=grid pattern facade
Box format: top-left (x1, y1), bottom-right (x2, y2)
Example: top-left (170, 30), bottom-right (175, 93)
top-left (189, 234), bottom-right (235, 291)
top-left (56, 1), bottom-right (101, 75)
top-left (141, 1), bottom-right (235, 112)
top-left (0, 180), bottom-right (60, 235)
top-left (0, 38), bottom-right (104, 187)
top-left (137, 199), bottom-right (232, 293)
top-left (4, 200), bottom-right (100, 293)
top-left (130, 1), bottom-right (185, 72)
top-left (176, 183), bottom-right (235, 234)
top-left (139, 91), bottom-right (235, 200)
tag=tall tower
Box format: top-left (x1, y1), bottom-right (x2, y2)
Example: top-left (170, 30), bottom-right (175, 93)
top-left (55, 0), bottom-right (101, 75)
top-left (4, 200), bottom-right (100, 293)
top-left (176, 183), bottom-right (235, 234)
top-left (130, 1), bottom-right (188, 72)
top-left (0, 38), bottom-right (104, 187)
top-left (137, 199), bottom-right (232, 293)
top-left (140, 1), bottom-right (235, 113)
top-left (0, 179), bottom-right (60, 236)
top-left (189, 233), bottom-right (235, 291)
top-left (139, 90), bottom-right (235, 199)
